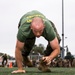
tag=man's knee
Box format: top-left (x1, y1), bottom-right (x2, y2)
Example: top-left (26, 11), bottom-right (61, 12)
top-left (22, 49), bottom-right (31, 57)
top-left (44, 45), bottom-right (53, 56)
top-left (44, 49), bottom-right (53, 56)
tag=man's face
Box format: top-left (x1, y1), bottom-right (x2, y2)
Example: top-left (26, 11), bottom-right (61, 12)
top-left (31, 17), bottom-right (45, 37)
top-left (32, 28), bottom-right (44, 37)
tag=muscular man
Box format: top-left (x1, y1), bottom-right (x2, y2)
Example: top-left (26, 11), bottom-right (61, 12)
top-left (12, 10), bottom-right (60, 73)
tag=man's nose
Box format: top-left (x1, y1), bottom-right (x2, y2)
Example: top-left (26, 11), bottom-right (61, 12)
top-left (37, 32), bottom-right (40, 35)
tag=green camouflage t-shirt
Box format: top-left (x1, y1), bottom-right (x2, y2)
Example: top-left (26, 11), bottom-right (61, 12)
top-left (17, 10), bottom-right (56, 42)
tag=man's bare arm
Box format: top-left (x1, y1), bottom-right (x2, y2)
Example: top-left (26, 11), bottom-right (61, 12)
top-left (49, 37), bottom-right (60, 60)
top-left (15, 40), bottom-right (24, 70)
top-left (42, 37), bottom-right (60, 64)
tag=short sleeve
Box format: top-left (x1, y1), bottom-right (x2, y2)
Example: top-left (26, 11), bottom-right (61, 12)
top-left (17, 29), bottom-right (26, 42)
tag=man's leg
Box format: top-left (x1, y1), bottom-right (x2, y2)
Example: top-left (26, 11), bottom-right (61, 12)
top-left (38, 42), bottom-right (52, 72)
top-left (5, 59), bottom-right (7, 66)
top-left (44, 42), bottom-right (53, 56)
top-left (21, 37), bottom-right (36, 67)
top-left (2, 59), bottom-right (4, 67)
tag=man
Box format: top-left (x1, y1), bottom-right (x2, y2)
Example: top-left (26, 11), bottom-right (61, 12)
top-left (12, 10), bottom-right (60, 73)
top-left (2, 54), bottom-right (8, 67)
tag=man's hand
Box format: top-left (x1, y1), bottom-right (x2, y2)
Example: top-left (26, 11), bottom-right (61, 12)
top-left (42, 56), bottom-right (51, 65)
top-left (11, 70), bottom-right (25, 74)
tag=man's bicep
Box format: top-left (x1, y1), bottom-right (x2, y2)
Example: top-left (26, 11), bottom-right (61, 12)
top-left (16, 40), bottom-right (24, 50)
top-left (50, 37), bottom-right (59, 50)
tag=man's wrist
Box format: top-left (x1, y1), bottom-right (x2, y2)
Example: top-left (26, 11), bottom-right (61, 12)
top-left (48, 56), bottom-right (53, 61)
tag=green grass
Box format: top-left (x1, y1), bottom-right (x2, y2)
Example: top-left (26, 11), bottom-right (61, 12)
top-left (0, 67), bottom-right (75, 75)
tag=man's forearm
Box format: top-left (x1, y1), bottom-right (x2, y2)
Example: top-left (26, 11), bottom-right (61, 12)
top-left (15, 48), bottom-right (23, 70)
top-left (49, 48), bottom-right (60, 61)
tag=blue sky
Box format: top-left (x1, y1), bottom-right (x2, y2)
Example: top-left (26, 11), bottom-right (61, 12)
top-left (0, 0), bottom-right (75, 57)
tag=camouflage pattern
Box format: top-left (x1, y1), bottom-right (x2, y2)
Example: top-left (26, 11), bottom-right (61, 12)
top-left (72, 59), bottom-right (75, 67)
top-left (38, 59), bottom-right (51, 72)
top-left (22, 56), bottom-right (33, 67)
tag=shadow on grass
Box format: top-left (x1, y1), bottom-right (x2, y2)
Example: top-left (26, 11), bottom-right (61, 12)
top-left (26, 70), bottom-right (65, 73)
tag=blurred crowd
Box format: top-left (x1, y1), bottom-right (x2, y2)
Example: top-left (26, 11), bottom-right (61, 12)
top-left (0, 53), bottom-right (75, 68)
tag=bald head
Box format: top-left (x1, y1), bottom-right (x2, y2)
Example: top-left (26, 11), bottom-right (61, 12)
top-left (31, 17), bottom-right (44, 31)
top-left (31, 17), bottom-right (45, 37)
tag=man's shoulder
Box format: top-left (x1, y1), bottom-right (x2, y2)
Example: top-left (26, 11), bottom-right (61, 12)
top-left (44, 19), bottom-right (52, 28)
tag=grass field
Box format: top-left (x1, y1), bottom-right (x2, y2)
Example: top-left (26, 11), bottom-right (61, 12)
top-left (0, 67), bottom-right (75, 75)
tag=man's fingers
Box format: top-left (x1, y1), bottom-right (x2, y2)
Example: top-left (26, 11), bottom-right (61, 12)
top-left (42, 57), bottom-right (45, 60)
top-left (46, 61), bottom-right (51, 65)
top-left (42, 57), bottom-right (46, 62)
top-left (42, 57), bottom-right (51, 65)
